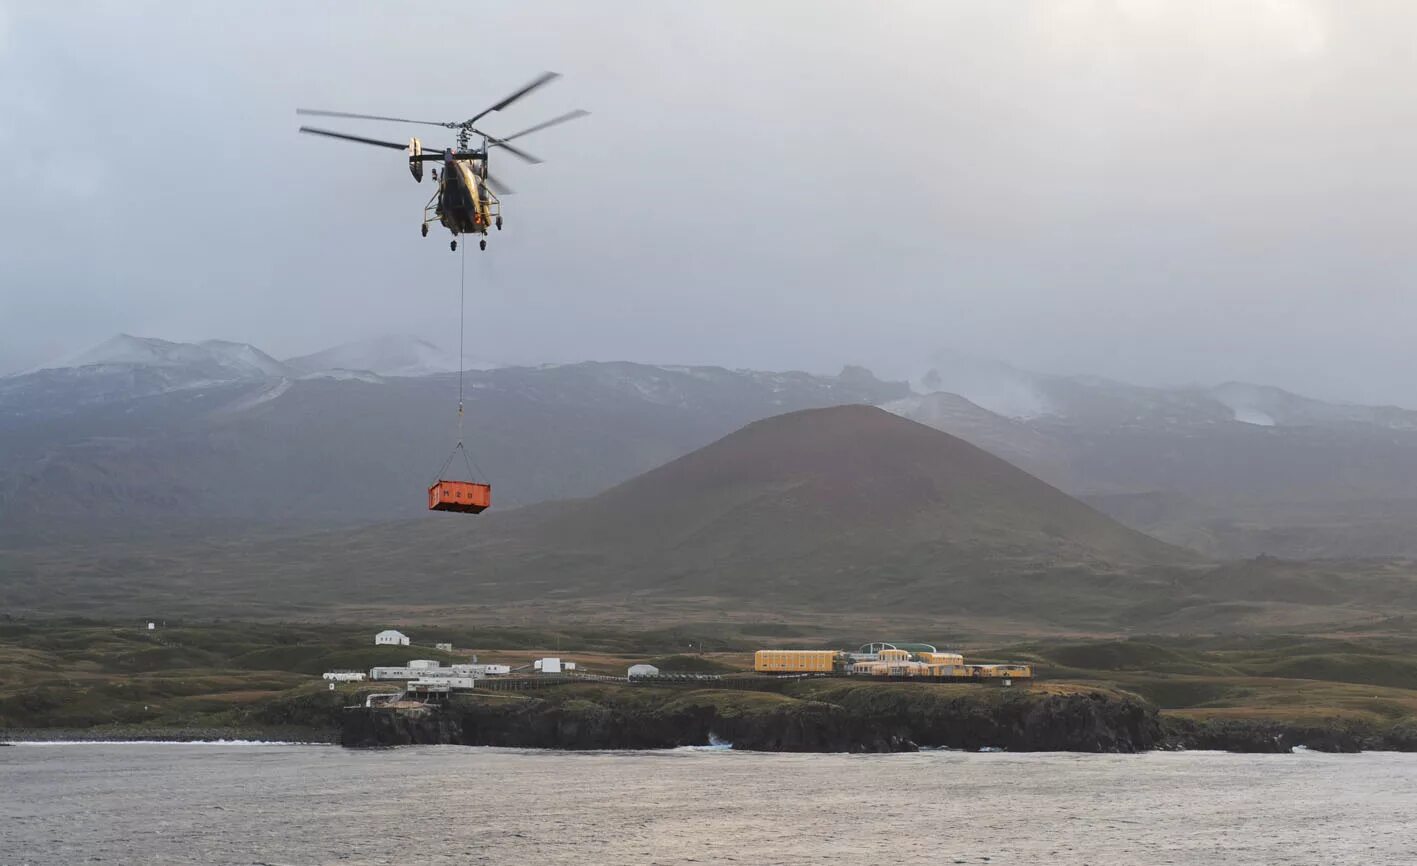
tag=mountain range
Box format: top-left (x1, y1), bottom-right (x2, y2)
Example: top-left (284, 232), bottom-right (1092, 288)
top-left (906, 355), bottom-right (1417, 558)
top-left (0, 335), bottom-right (908, 534)
top-left (5, 334), bottom-right (1417, 560)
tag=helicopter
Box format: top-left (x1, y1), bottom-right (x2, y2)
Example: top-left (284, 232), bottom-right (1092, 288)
top-left (297, 72), bottom-right (587, 251)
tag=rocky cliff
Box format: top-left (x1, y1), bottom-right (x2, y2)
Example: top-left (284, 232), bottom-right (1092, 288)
top-left (1161, 715), bottom-right (1417, 753)
top-left (341, 683), bottom-right (1162, 753)
top-left (784, 681), bottom-right (1161, 753)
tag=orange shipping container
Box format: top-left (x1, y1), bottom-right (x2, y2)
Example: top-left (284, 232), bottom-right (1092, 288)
top-left (428, 480), bottom-right (491, 514)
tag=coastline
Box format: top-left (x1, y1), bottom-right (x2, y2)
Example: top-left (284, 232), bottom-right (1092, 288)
top-left (343, 681), bottom-right (1159, 753)
top-left (8, 717), bottom-right (1417, 754)
top-left (8, 680), bottom-right (1417, 755)
top-left (1, 726), bottom-right (336, 745)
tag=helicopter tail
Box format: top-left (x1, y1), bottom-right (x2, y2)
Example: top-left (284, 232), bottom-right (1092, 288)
top-left (408, 137), bottom-right (423, 182)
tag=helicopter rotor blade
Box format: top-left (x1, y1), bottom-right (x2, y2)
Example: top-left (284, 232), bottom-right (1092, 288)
top-left (484, 173), bottom-right (514, 196)
top-left (485, 136), bottom-right (542, 165)
top-left (298, 127), bottom-right (411, 150)
top-left (497, 109), bottom-right (590, 143)
top-left (465, 71), bottom-right (560, 125)
top-left (297, 108), bottom-right (454, 129)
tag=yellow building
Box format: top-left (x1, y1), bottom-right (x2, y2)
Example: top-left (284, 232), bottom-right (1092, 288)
top-left (754, 650), bottom-right (839, 673)
top-left (755, 644), bottom-right (1033, 680)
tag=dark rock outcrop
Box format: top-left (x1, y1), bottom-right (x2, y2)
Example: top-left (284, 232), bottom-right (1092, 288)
top-left (340, 705), bottom-right (462, 748)
top-left (1160, 716), bottom-right (1417, 753)
top-left (783, 682), bottom-right (1162, 753)
top-left (343, 692), bottom-right (914, 753)
top-left (341, 683), bottom-right (1159, 753)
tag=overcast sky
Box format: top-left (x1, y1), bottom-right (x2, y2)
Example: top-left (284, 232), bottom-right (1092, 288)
top-left (3, 1), bottom-right (1416, 404)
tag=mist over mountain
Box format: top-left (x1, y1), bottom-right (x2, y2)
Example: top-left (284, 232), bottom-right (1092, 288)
top-left (6, 334), bottom-right (1417, 560)
top-left (919, 349), bottom-right (1417, 432)
top-left (906, 352), bottom-right (1417, 558)
top-left (283, 335), bottom-right (482, 378)
top-left (67, 334), bottom-right (290, 379)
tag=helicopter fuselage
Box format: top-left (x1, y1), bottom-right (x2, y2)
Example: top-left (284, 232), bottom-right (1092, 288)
top-left (434, 156), bottom-right (495, 237)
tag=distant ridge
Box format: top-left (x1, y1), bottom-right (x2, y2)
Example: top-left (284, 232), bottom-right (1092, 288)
top-left (62, 334), bottom-right (288, 379)
top-left (284, 335), bottom-right (473, 378)
top-left (11, 334), bottom-right (1417, 560)
top-left (0, 356), bottom-right (910, 529)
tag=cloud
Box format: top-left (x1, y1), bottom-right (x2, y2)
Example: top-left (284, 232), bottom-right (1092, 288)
top-left (2, 1), bottom-right (1417, 407)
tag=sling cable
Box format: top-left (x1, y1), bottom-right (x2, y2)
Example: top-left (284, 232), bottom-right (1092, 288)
top-left (428, 243), bottom-right (491, 514)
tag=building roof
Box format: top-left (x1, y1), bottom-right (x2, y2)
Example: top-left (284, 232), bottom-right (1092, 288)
top-left (859, 642), bottom-right (937, 654)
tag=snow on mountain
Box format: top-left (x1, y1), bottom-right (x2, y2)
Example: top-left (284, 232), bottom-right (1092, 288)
top-left (1208, 381), bottom-right (1417, 430)
top-left (216, 377), bottom-right (293, 414)
top-left (1208, 382), bottom-right (1282, 426)
top-left (60, 334), bottom-right (289, 379)
top-left (283, 335), bottom-right (490, 378)
top-left (297, 369), bottom-right (385, 384)
top-left (0, 335), bottom-right (293, 417)
top-left (193, 340), bottom-right (289, 378)
top-left (20, 334), bottom-right (1417, 438)
top-left (921, 349), bottom-right (1417, 431)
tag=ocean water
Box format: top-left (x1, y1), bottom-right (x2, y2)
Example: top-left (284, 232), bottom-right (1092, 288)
top-left (2, 743), bottom-right (1415, 865)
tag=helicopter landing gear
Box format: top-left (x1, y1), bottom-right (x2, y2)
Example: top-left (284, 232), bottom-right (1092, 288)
top-left (495, 216), bottom-right (503, 231)
top-left (450, 239), bottom-right (457, 251)
top-left (479, 239), bottom-right (487, 251)
top-left (421, 223), bottom-right (428, 237)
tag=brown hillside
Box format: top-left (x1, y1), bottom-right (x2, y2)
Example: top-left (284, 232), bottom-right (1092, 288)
top-left (0, 405), bottom-right (1199, 625)
top-left (540, 404), bottom-right (1183, 555)
top-left (405, 404), bottom-right (1196, 611)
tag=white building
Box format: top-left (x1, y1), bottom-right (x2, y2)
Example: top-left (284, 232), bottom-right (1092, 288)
top-left (370, 661), bottom-right (480, 681)
top-left (322, 671), bottom-right (367, 682)
top-left (533, 657), bottom-right (562, 674)
top-left (435, 642), bottom-right (454, 652)
top-left (370, 666), bottom-right (425, 681)
top-left (628, 664), bottom-right (660, 678)
top-left (413, 676), bottom-right (476, 690)
top-left (375, 630), bottom-right (410, 647)
top-left (368, 659), bottom-right (519, 682)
